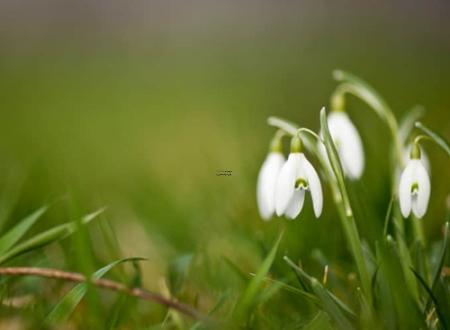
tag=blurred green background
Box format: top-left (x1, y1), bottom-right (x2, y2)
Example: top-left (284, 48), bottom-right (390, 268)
top-left (0, 0), bottom-right (449, 327)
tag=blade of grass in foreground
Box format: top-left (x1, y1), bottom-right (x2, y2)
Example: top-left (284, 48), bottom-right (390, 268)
top-left (46, 257), bottom-right (146, 324)
top-left (0, 206), bottom-right (48, 255)
top-left (233, 232), bottom-right (282, 320)
top-left (411, 268), bottom-right (448, 330)
top-left (284, 256), bottom-right (355, 326)
top-left (0, 208), bottom-right (105, 265)
top-left (302, 311), bottom-right (333, 330)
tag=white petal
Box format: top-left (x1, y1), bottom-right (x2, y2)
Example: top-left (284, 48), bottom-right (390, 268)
top-left (300, 154), bottom-right (323, 217)
top-left (275, 153), bottom-right (301, 216)
top-left (284, 190), bottom-right (305, 219)
top-left (398, 161), bottom-right (415, 217)
top-left (411, 160), bottom-right (430, 218)
top-left (327, 112), bottom-right (365, 179)
top-left (256, 152), bottom-right (285, 220)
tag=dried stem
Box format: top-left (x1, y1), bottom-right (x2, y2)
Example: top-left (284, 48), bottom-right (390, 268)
top-left (0, 267), bottom-right (207, 321)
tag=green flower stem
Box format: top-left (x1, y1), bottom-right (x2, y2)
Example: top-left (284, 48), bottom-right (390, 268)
top-left (331, 71), bottom-right (404, 175)
top-left (320, 108), bottom-right (372, 302)
top-left (393, 209), bottom-right (420, 303)
top-left (269, 130), bottom-right (286, 153)
top-left (331, 71), bottom-right (429, 305)
top-left (415, 122), bottom-right (450, 157)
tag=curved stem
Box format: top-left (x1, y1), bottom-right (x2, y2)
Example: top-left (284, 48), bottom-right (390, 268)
top-left (296, 128), bottom-right (323, 144)
top-left (0, 267), bottom-right (207, 321)
top-left (331, 82), bottom-right (404, 171)
top-left (415, 122), bottom-right (450, 157)
top-left (267, 116), bottom-right (298, 136)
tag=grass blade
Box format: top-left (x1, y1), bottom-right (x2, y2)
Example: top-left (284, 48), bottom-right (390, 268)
top-left (0, 208), bottom-right (105, 265)
top-left (233, 232), bottom-right (282, 320)
top-left (410, 268), bottom-right (448, 330)
top-left (284, 256), bottom-right (356, 320)
top-left (310, 278), bottom-right (354, 330)
top-left (46, 257), bottom-right (146, 324)
top-left (302, 311), bottom-right (333, 330)
top-left (0, 206), bottom-right (48, 255)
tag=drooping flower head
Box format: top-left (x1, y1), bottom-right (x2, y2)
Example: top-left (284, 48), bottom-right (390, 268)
top-left (398, 145), bottom-right (431, 218)
top-left (275, 136), bottom-right (323, 219)
top-left (325, 111), bottom-right (364, 180)
top-left (256, 132), bottom-right (285, 220)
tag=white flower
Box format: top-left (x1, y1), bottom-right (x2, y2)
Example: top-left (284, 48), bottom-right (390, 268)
top-left (398, 158), bottom-right (430, 218)
top-left (275, 153), bottom-right (323, 219)
top-left (257, 152), bottom-right (285, 220)
top-left (325, 111), bottom-right (365, 180)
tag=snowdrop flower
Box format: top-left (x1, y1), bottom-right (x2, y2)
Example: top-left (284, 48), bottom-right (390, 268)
top-left (257, 151), bottom-right (285, 220)
top-left (398, 147), bottom-right (430, 218)
top-left (324, 111), bottom-right (364, 180)
top-left (275, 137), bottom-right (323, 219)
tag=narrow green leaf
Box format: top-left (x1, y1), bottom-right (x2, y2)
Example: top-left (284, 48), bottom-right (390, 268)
top-left (284, 256), bottom-right (356, 319)
top-left (0, 208), bottom-right (105, 265)
top-left (222, 256), bottom-right (248, 282)
top-left (377, 238), bottom-right (425, 329)
top-left (310, 278), bottom-right (354, 330)
top-left (0, 206), bottom-right (48, 255)
top-left (415, 122), bottom-right (450, 156)
top-left (260, 276), bottom-right (319, 303)
top-left (432, 222), bottom-right (449, 291)
top-left (383, 195), bottom-right (395, 237)
top-left (411, 268), bottom-right (447, 330)
top-left (302, 311), bottom-right (333, 330)
top-left (233, 232), bottom-right (282, 319)
top-left (46, 257), bottom-right (146, 324)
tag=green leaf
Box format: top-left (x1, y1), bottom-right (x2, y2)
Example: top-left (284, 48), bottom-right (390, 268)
top-left (302, 311), bottom-right (333, 330)
top-left (0, 206), bottom-right (48, 255)
top-left (310, 278), bottom-right (354, 330)
top-left (415, 121), bottom-right (450, 157)
top-left (233, 232), bottom-right (282, 320)
top-left (376, 238), bottom-right (425, 329)
top-left (284, 256), bottom-right (356, 321)
top-left (46, 257), bottom-right (146, 324)
top-left (411, 268), bottom-right (447, 329)
top-left (0, 208), bottom-right (105, 265)
top-left (431, 222), bottom-right (449, 294)
top-left (168, 254), bottom-right (194, 296)
top-left (222, 256), bottom-right (248, 282)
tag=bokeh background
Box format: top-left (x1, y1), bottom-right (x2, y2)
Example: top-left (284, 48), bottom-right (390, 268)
top-left (0, 0), bottom-right (449, 326)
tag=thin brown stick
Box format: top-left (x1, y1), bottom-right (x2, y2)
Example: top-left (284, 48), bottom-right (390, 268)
top-left (0, 267), bottom-right (206, 321)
